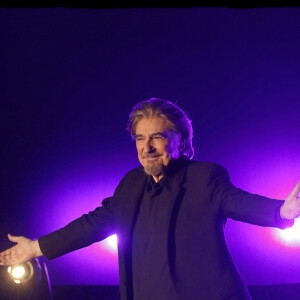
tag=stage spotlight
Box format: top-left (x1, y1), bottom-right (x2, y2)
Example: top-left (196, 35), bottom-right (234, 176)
top-left (105, 234), bottom-right (118, 251)
top-left (7, 261), bottom-right (34, 284)
top-left (276, 218), bottom-right (300, 246)
top-left (0, 258), bottom-right (53, 299)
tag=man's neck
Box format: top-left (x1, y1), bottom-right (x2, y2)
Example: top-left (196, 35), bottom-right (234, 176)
top-left (152, 174), bottom-right (164, 183)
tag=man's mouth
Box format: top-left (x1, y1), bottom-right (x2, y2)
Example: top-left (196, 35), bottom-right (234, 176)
top-left (146, 156), bottom-right (159, 160)
top-left (142, 154), bottom-right (162, 160)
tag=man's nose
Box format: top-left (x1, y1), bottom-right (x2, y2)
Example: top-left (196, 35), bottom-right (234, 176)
top-left (145, 138), bottom-right (155, 152)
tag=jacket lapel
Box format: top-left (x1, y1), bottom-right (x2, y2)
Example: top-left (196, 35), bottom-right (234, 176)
top-left (117, 167), bottom-right (147, 241)
top-left (117, 167), bottom-right (147, 300)
top-left (163, 158), bottom-right (189, 278)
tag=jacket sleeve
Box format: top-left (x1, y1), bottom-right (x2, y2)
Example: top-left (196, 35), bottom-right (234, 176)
top-left (38, 176), bottom-right (126, 260)
top-left (208, 164), bottom-right (294, 229)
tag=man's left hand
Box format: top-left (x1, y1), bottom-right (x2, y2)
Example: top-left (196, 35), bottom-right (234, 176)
top-left (280, 181), bottom-right (300, 220)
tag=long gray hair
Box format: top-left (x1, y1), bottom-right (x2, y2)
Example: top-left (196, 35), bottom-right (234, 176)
top-left (127, 98), bottom-right (194, 159)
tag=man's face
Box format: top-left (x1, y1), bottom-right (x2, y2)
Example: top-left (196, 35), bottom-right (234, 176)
top-left (135, 117), bottom-right (181, 181)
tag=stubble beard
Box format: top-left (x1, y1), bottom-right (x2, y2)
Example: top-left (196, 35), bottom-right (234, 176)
top-left (143, 162), bottom-right (164, 177)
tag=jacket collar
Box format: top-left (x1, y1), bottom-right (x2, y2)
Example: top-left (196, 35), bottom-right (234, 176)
top-left (118, 157), bottom-right (189, 237)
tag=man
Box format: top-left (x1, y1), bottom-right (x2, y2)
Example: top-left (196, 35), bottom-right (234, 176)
top-left (0, 98), bottom-right (299, 300)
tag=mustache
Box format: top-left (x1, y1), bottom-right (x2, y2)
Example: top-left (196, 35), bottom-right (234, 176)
top-left (142, 153), bottom-right (163, 159)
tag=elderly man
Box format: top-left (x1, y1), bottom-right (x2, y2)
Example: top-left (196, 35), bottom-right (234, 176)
top-left (0, 98), bottom-right (299, 300)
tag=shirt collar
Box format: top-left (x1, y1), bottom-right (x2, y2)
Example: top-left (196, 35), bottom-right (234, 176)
top-left (146, 156), bottom-right (189, 194)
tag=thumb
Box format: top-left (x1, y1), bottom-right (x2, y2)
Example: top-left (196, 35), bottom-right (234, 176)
top-left (7, 233), bottom-right (21, 243)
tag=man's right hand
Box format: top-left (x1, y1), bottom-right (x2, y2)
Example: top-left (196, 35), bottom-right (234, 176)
top-left (0, 234), bottom-right (43, 266)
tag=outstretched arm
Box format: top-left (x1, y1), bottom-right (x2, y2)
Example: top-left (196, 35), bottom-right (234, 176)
top-left (209, 165), bottom-right (296, 228)
top-left (0, 234), bottom-right (43, 266)
top-left (0, 173), bottom-right (128, 264)
top-left (0, 195), bottom-right (118, 264)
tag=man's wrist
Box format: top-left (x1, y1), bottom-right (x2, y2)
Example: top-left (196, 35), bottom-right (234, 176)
top-left (32, 240), bottom-right (43, 257)
top-left (280, 206), bottom-right (288, 220)
top-left (278, 204), bottom-right (294, 230)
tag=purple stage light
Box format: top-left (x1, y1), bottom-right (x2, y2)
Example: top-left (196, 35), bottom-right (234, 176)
top-left (275, 218), bottom-right (300, 246)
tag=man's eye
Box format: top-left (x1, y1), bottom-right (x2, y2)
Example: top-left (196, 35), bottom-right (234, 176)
top-left (153, 135), bottom-right (164, 139)
top-left (136, 137), bottom-right (143, 141)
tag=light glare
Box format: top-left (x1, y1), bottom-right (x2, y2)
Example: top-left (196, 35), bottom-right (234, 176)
top-left (277, 218), bottom-right (300, 245)
top-left (8, 262), bottom-right (34, 284)
top-left (105, 234), bottom-right (118, 250)
top-left (12, 266), bottom-right (26, 279)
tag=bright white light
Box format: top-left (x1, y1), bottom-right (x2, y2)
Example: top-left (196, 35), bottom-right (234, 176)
top-left (8, 262), bottom-right (34, 284)
top-left (105, 234), bottom-right (118, 250)
top-left (11, 266), bottom-right (25, 279)
top-left (277, 218), bottom-right (300, 245)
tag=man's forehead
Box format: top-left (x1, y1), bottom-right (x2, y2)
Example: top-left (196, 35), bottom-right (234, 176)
top-left (135, 117), bottom-right (171, 134)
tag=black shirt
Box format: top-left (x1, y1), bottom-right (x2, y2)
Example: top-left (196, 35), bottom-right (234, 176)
top-left (132, 174), bottom-right (179, 300)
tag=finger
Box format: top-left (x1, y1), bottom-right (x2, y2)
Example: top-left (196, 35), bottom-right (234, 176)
top-left (0, 251), bottom-right (12, 265)
top-left (288, 181), bottom-right (300, 200)
top-left (0, 257), bottom-right (7, 265)
top-left (7, 234), bottom-right (21, 243)
top-left (0, 257), bottom-right (12, 266)
top-left (0, 249), bottom-right (11, 256)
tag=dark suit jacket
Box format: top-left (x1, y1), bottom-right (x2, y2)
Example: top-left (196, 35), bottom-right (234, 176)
top-left (39, 159), bottom-right (291, 300)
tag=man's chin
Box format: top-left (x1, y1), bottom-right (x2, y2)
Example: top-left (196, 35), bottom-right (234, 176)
top-left (143, 163), bottom-right (163, 177)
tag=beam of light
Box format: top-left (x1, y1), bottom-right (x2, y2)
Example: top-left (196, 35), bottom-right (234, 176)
top-left (104, 234), bottom-right (118, 251)
top-left (275, 218), bottom-right (300, 246)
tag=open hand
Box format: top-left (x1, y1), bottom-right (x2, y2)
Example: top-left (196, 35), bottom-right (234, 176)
top-left (280, 181), bottom-right (300, 220)
top-left (0, 234), bottom-right (42, 266)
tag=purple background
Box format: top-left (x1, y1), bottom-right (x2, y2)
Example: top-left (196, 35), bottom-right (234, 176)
top-left (1, 7), bottom-right (300, 286)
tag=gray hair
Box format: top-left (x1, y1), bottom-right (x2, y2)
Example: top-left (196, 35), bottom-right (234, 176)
top-left (126, 98), bottom-right (194, 159)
